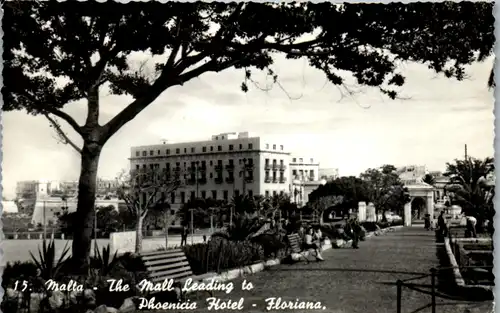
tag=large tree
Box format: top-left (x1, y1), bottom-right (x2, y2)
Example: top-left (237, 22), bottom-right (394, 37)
top-left (3, 2), bottom-right (494, 271)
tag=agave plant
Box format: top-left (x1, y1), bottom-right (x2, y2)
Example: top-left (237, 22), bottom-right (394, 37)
top-left (91, 243), bottom-right (121, 276)
top-left (30, 239), bottom-right (71, 281)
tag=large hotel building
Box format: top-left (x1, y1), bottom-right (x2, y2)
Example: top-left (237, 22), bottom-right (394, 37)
top-left (130, 131), bottom-right (327, 210)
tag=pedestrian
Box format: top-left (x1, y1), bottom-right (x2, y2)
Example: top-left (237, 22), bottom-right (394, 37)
top-left (181, 225), bottom-right (188, 246)
top-left (465, 215), bottom-right (477, 238)
top-left (203, 234), bottom-right (207, 243)
top-left (424, 214), bottom-right (431, 230)
top-left (350, 218), bottom-right (362, 249)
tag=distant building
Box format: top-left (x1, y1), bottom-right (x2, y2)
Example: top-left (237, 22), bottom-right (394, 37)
top-left (319, 168), bottom-right (340, 181)
top-left (16, 178), bottom-right (119, 200)
top-left (31, 197), bottom-right (125, 226)
top-left (397, 165), bottom-right (428, 184)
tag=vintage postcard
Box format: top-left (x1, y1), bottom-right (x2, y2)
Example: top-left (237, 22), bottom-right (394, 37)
top-left (1, 1), bottom-right (495, 313)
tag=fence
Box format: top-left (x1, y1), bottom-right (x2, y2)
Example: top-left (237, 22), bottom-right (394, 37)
top-left (396, 268), bottom-right (437, 313)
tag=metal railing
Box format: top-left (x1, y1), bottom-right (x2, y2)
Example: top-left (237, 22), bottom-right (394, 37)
top-left (396, 268), bottom-right (437, 313)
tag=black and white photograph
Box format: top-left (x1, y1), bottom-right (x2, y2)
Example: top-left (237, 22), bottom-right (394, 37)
top-left (1, 1), bottom-right (496, 313)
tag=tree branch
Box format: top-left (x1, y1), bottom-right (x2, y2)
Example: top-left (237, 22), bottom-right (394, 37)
top-left (44, 113), bottom-right (82, 154)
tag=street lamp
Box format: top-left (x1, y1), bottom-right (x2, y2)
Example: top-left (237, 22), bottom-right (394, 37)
top-left (242, 158), bottom-right (247, 196)
top-left (195, 161), bottom-right (200, 199)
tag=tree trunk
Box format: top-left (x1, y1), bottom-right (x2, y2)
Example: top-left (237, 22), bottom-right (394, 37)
top-left (71, 142), bottom-right (102, 274)
top-left (135, 215), bottom-right (145, 253)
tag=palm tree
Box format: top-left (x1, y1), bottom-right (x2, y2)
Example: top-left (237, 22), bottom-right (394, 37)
top-left (444, 157), bottom-right (494, 229)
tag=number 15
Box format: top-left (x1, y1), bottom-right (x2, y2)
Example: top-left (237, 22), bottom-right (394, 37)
top-left (14, 280), bottom-right (28, 291)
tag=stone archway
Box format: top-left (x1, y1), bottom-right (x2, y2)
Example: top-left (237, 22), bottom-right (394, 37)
top-left (403, 181), bottom-right (435, 226)
top-left (411, 196), bottom-right (426, 220)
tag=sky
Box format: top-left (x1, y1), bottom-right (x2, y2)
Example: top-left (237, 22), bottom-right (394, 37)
top-left (2, 54), bottom-right (494, 199)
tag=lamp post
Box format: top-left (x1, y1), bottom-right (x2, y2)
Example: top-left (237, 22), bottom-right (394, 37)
top-left (195, 161), bottom-right (200, 199)
top-left (43, 201), bottom-right (47, 241)
top-left (94, 207), bottom-right (97, 244)
top-left (189, 208), bottom-right (195, 245)
top-left (242, 158), bottom-right (247, 196)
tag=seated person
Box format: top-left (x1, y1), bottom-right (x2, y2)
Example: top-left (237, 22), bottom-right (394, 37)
top-left (303, 227), bottom-right (324, 261)
top-left (314, 226), bottom-right (323, 247)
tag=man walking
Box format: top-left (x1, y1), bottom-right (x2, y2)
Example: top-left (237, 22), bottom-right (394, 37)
top-left (437, 211), bottom-right (448, 241)
top-left (350, 217), bottom-right (362, 249)
top-left (465, 215), bottom-right (477, 238)
top-left (181, 225), bottom-right (188, 247)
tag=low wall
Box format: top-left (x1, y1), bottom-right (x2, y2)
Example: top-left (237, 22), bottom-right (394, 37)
top-left (109, 231), bottom-right (206, 254)
top-left (443, 237), bottom-right (493, 295)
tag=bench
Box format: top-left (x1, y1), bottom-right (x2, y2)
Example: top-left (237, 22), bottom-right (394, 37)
top-left (287, 233), bottom-right (312, 263)
top-left (139, 248), bottom-right (213, 300)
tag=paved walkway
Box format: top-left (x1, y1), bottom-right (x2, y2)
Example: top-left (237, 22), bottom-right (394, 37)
top-left (184, 227), bottom-right (492, 313)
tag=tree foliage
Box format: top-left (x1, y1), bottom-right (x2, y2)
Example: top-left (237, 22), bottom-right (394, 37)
top-left (309, 176), bottom-right (371, 209)
top-left (444, 157), bottom-right (495, 225)
top-left (422, 174), bottom-right (436, 186)
top-left (3, 1), bottom-right (493, 269)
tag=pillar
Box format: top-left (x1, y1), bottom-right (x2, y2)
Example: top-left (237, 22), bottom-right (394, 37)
top-left (358, 202), bottom-right (366, 222)
top-left (404, 202), bottom-right (412, 226)
top-left (366, 202), bottom-right (376, 222)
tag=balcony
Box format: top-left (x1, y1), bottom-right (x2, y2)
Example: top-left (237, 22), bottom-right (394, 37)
top-left (272, 164), bottom-right (278, 170)
top-left (279, 164), bottom-right (287, 171)
top-left (226, 177), bottom-right (235, 184)
top-left (225, 164), bottom-right (235, 171)
top-left (264, 177), bottom-right (271, 183)
top-left (186, 178), bottom-right (196, 185)
top-left (264, 164), bottom-right (272, 170)
top-left (214, 165), bottom-right (223, 171)
top-left (244, 163), bottom-right (254, 169)
top-left (272, 178), bottom-right (278, 184)
top-left (279, 177), bottom-right (287, 183)
top-left (198, 177), bottom-right (207, 185)
top-left (245, 176), bottom-right (254, 183)
top-left (215, 177), bottom-right (223, 184)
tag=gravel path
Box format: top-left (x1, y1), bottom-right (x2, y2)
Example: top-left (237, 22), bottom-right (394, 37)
top-left (176, 227), bottom-right (492, 313)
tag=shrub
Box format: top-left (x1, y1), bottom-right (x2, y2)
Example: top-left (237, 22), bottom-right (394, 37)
top-left (2, 261), bottom-right (38, 290)
top-left (183, 238), bottom-right (264, 275)
top-left (90, 244), bottom-right (121, 276)
top-left (30, 239), bottom-right (71, 281)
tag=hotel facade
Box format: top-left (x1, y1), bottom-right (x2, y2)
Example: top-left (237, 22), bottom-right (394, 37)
top-left (130, 132), bottom-right (293, 209)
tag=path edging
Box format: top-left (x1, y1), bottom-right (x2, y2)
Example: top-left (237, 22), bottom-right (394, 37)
top-left (443, 237), bottom-right (493, 293)
top-left (189, 225), bottom-right (404, 294)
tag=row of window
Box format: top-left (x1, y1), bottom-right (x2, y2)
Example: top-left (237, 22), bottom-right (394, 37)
top-left (160, 189), bottom-right (286, 204)
top-left (292, 157), bottom-right (314, 163)
top-left (135, 158), bottom-right (290, 171)
top-left (136, 143), bottom-right (255, 157)
top-left (264, 144), bottom-right (284, 151)
top-left (292, 169), bottom-right (316, 178)
top-left (136, 158), bottom-right (255, 173)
